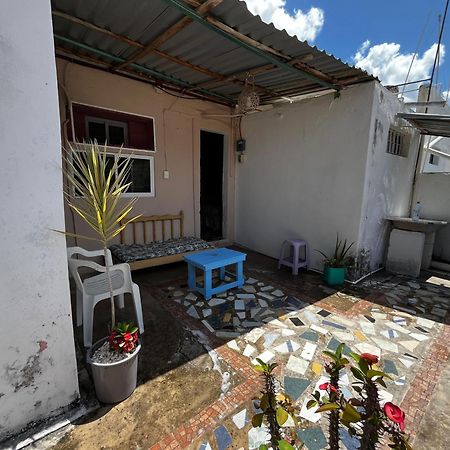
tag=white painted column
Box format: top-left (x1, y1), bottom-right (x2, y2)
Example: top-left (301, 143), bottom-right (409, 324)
top-left (0, 0), bottom-right (79, 440)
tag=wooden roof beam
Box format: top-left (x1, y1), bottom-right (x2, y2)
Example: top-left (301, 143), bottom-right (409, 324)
top-left (204, 14), bottom-right (342, 87)
top-left (55, 46), bottom-right (231, 106)
top-left (114, 0), bottom-right (223, 70)
top-left (52, 9), bottom-right (280, 99)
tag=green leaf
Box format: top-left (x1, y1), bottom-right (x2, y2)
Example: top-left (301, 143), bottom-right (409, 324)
top-left (252, 413), bottom-right (264, 428)
top-left (306, 399), bottom-right (318, 409)
top-left (348, 398), bottom-right (363, 407)
top-left (348, 351), bottom-right (361, 363)
top-left (336, 343), bottom-right (345, 358)
top-left (276, 407), bottom-right (289, 426)
top-left (322, 350), bottom-right (339, 362)
top-left (254, 365), bottom-right (265, 373)
top-left (339, 357), bottom-right (350, 366)
top-left (375, 378), bottom-right (387, 388)
top-left (260, 394), bottom-right (269, 412)
top-left (259, 445), bottom-right (269, 450)
top-left (316, 402), bottom-right (340, 413)
top-left (358, 358), bottom-right (369, 375)
top-left (367, 369), bottom-right (391, 380)
top-left (278, 440), bottom-right (295, 450)
top-left (342, 403), bottom-right (361, 423)
top-left (350, 367), bottom-right (365, 381)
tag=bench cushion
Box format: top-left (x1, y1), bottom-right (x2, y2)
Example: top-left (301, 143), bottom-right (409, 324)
top-left (110, 236), bottom-right (214, 263)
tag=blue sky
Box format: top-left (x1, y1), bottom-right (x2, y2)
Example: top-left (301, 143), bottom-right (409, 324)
top-left (244, 0), bottom-right (449, 99)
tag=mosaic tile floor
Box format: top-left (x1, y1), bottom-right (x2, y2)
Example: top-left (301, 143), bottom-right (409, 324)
top-left (157, 273), bottom-right (448, 450)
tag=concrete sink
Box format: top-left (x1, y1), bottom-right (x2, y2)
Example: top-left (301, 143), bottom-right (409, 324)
top-left (386, 217), bottom-right (448, 271)
top-left (386, 217), bottom-right (447, 233)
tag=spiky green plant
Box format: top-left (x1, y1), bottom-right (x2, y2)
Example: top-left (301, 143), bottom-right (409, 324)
top-left (316, 234), bottom-right (354, 268)
top-left (252, 360), bottom-right (299, 450)
top-left (62, 142), bottom-right (141, 330)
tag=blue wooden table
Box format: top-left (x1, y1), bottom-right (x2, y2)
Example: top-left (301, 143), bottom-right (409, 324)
top-left (184, 248), bottom-right (247, 300)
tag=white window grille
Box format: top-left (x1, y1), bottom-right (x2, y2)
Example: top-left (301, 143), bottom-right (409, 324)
top-left (386, 128), bottom-right (406, 156)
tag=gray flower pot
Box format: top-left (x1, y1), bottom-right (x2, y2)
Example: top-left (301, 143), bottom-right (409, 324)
top-left (87, 337), bottom-right (141, 404)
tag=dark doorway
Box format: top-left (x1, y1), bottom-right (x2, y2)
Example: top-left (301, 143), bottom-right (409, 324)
top-left (200, 130), bottom-right (224, 241)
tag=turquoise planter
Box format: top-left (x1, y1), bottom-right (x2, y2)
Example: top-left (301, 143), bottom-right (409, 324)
top-left (323, 266), bottom-right (346, 286)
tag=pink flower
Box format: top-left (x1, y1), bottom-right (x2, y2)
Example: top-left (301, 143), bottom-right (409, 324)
top-left (384, 402), bottom-right (405, 432)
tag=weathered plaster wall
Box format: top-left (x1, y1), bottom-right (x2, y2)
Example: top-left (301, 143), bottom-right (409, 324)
top-left (56, 60), bottom-right (235, 246)
top-left (0, 1), bottom-right (79, 440)
top-left (413, 174), bottom-right (450, 262)
top-left (357, 83), bottom-right (420, 271)
top-left (235, 83), bottom-right (376, 271)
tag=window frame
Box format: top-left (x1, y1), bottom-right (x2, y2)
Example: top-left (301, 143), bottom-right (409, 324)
top-left (85, 116), bottom-right (129, 147)
top-left (428, 153), bottom-right (440, 166)
top-left (70, 101), bottom-right (157, 154)
top-left (69, 144), bottom-right (155, 198)
top-left (386, 127), bottom-right (408, 157)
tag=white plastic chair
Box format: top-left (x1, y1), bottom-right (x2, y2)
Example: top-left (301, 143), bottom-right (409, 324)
top-left (67, 247), bottom-right (144, 347)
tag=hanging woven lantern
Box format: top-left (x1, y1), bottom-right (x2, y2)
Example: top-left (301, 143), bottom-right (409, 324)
top-left (237, 74), bottom-right (260, 113)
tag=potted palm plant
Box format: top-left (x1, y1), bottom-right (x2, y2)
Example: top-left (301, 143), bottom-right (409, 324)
top-left (317, 235), bottom-right (354, 286)
top-left (63, 142), bottom-right (141, 403)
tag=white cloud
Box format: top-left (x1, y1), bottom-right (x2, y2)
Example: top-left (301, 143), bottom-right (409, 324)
top-left (353, 41), bottom-right (445, 100)
top-left (243, 0), bottom-right (324, 42)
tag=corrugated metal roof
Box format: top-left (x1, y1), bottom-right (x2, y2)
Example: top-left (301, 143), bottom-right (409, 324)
top-left (398, 113), bottom-right (450, 138)
top-left (51, 0), bottom-right (376, 105)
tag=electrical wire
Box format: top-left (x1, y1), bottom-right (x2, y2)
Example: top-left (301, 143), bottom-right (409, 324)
top-left (401, 10), bottom-right (431, 97)
top-left (157, 84), bottom-right (205, 100)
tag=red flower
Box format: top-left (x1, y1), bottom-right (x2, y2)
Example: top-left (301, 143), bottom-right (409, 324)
top-left (123, 332), bottom-right (133, 341)
top-left (384, 402), bottom-right (405, 432)
top-left (108, 324), bottom-right (139, 354)
top-left (318, 382), bottom-right (338, 393)
top-left (360, 353), bottom-right (379, 365)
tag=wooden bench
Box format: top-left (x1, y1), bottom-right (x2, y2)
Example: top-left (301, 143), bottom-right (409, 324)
top-left (113, 211), bottom-right (213, 271)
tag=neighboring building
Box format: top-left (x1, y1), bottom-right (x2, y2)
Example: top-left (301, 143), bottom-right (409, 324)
top-left (411, 85), bottom-right (450, 265)
top-left (418, 84), bottom-right (450, 173)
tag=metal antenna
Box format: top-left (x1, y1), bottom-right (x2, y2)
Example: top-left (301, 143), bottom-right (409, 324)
top-left (401, 10), bottom-right (431, 98)
top-left (426, 0), bottom-right (449, 105)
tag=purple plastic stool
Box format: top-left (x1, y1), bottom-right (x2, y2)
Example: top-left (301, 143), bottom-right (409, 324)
top-left (278, 239), bottom-right (308, 275)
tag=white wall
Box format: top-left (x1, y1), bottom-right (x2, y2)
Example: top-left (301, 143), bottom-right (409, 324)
top-left (0, 0), bottom-right (79, 440)
top-left (413, 173), bottom-right (450, 262)
top-left (235, 83), bottom-right (375, 271)
top-left (357, 84), bottom-right (420, 271)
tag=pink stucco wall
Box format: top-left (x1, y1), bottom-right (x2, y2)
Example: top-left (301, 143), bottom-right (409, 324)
top-left (56, 58), bottom-right (236, 247)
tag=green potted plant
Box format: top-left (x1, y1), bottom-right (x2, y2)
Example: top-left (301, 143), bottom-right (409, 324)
top-left (317, 235), bottom-right (354, 286)
top-left (63, 142), bottom-right (141, 403)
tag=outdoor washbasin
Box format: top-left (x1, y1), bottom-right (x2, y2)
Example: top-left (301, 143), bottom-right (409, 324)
top-left (386, 217), bottom-right (448, 233)
top-left (386, 217), bottom-right (448, 274)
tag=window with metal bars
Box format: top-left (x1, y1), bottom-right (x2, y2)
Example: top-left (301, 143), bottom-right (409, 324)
top-left (386, 128), bottom-right (407, 156)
